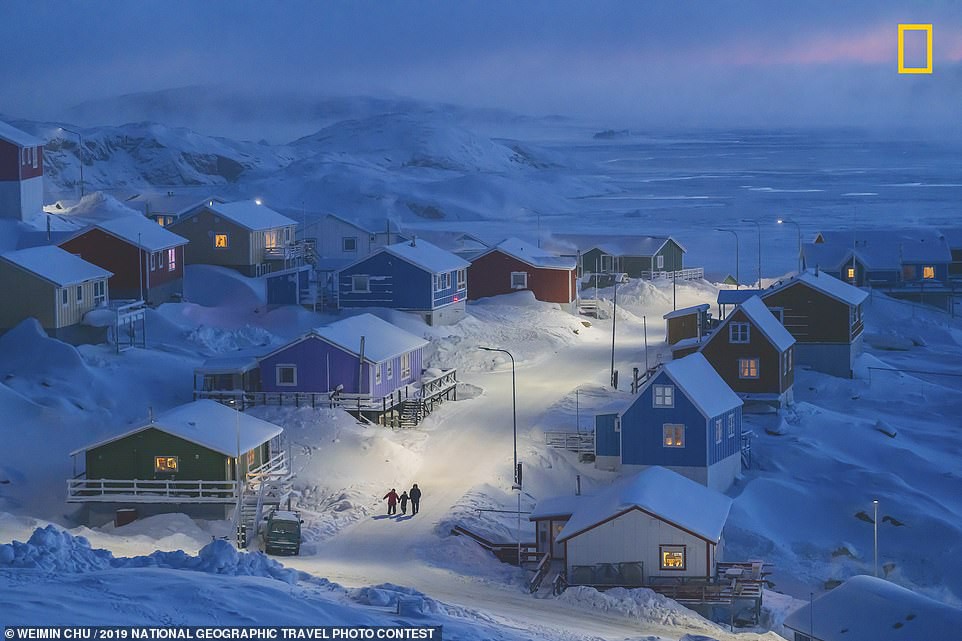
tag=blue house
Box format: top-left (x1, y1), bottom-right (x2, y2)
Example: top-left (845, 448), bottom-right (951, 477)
top-left (338, 238), bottom-right (470, 326)
top-left (258, 313), bottom-right (428, 399)
top-left (595, 353), bottom-right (744, 492)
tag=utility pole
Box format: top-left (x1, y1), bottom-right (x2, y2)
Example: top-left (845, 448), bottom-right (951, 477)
top-left (610, 278), bottom-right (618, 388)
top-left (873, 499), bottom-right (879, 577)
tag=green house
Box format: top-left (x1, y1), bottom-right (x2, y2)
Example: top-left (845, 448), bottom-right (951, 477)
top-left (68, 400), bottom-right (284, 525)
top-left (545, 234), bottom-right (688, 279)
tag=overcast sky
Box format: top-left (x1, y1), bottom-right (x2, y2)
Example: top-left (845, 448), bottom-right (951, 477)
top-left (3, 1), bottom-right (961, 128)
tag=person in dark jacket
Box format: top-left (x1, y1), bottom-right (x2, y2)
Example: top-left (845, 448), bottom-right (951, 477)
top-left (383, 488), bottom-right (399, 515)
top-left (399, 491), bottom-right (409, 515)
top-left (409, 484), bottom-right (421, 515)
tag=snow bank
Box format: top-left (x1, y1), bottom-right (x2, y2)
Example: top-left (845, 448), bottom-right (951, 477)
top-left (558, 586), bottom-right (721, 633)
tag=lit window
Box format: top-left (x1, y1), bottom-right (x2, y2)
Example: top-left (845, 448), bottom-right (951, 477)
top-left (401, 352), bottom-right (411, 378)
top-left (375, 363), bottom-right (382, 384)
top-left (168, 248), bottom-right (177, 271)
top-left (739, 358), bottom-right (760, 379)
top-left (342, 237), bottom-right (357, 252)
top-left (247, 450), bottom-right (255, 466)
top-left (847, 267), bottom-right (856, 281)
top-left (653, 385), bottom-right (674, 408)
top-left (511, 272), bottom-right (528, 289)
top-left (275, 365), bottom-right (297, 386)
top-left (457, 269), bottom-right (466, 289)
top-left (352, 275), bottom-right (370, 293)
top-left (659, 545), bottom-right (686, 570)
top-left (663, 424), bottom-right (684, 448)
top-left (715, 419), bottom-right (723, 444)
top-left (264, 229), bottom-right (279, 249)
top-left (214, 234), bottom-right (229, 249)
top-left (386, 360), bottom-right (393, 380)
top-left (729, 322), bottom-right (750, 343)
top-left (728, 413), bottom-right (735, 438)
top-left (923, 266), bottom-right (935, 279)
top-left (154, 456), bottom-right (179, 473)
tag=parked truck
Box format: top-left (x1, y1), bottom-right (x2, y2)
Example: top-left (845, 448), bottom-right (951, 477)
top-left (263, 509), bottom-right (303, 555)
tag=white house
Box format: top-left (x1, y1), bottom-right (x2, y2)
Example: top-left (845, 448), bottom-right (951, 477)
top-left (552, 466), bottom-right (732, 585)
top-left (315, 213), bottom-right (403, 262)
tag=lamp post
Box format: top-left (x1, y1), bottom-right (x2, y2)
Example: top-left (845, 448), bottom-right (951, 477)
top-left (229, 398), bottom-right (243, 547)
top-left (58, 126), bottom-right (85, 198)
top-left (873, 499), bottom-right (879, 577)
top-left (741, 219), bottom-right (762, 288)
top-left (479, 346), bottom-right (521, 566)
top-left (610, 277), bottom-right (618, 387)
top-left (714, 228), bottom-right (740, 289)
top-left (777, 218), bottom-right (802, 273)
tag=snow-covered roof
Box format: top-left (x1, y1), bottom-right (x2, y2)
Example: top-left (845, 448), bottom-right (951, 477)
top-left (657, 353), bottom-right (743, 418)
top-left (481, 238), bottom-right (577, 270)
top-left (0, 120), bottom-right (43, 147)
top-left (716, 289), bottom-right (761, 306)
top-left (663, 303), bottom-right (709, 320)
top-left (195, 347), bottom-right (270, 375)
top-left (206, 201), bottom-right (298, 231)
top-left (940, 227), bottom-right (962, 248)
top-left (764, 269), bottom-right (868, 307)
top-left (0, 246), bottom-right (112, 287)
top-left (719, 295), bottom-right (795, 352)
top-left (806, 229), bottom-right (951, 270)
top-left (547, 234), bottom-right (686, 257)
top-left (71, 400), bottom-right (283, 457)
top-left (327, 213), bottom-right (402, 235)
top-left (86, 215), bottom-right (188, 251)
top-left (404, 230), bottom-right (491, 256)
top-left (556, 466), bottom-right (732, 544)
top-left (119, 192), bottom-right (224, 217)
top-left (380, 239), bottom-right (470, 273)
top-left (529, 494), bottom-right (586, 520)
top-left (312, 313), bottom-right (428, 363)
top-left (783, 575), bottom-right (962, 641)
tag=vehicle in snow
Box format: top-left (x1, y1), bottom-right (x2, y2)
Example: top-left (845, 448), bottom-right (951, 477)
top-left (263, 509), bottom-right (303, 555)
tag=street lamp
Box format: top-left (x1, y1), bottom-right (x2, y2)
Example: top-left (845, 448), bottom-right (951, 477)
top-left (58, 126), bottom-right (85, 198)
top-left (478, 346), bottom-right (521, 566)
top-left (714, 228), bottom-right (740, 289)
top-left (873, 499), bottom-right (879, 577)
top-left (777, 218), bottom-right (802, 274)
top-left (229, 398), bottom-right (243, 547)
top-left (741, 219), bottom-right (762, 288)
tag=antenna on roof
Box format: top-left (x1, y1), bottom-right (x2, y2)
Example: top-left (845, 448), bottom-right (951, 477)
top-left (148, 406), bottom-right (154, 423)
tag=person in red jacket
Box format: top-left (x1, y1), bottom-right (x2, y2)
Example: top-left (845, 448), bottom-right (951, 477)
top-left (383, 488), bottom-right (399, 515)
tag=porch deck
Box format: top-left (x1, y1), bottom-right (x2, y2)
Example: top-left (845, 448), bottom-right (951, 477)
top-left (67, 478), bottom-right (239, 503)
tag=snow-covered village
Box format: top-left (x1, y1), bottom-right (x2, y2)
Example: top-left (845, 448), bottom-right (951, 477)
top-left (1, 3), bottom-right (962, 640)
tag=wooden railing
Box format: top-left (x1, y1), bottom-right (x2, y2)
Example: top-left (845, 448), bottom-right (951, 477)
top-left (528, 552), bottom-right (552, 593)
top-left (544, 431), bottom-right (595, 453)
top-left (247, 451), bottom-right (291, 485)
top-left (640, 268), bottom-right (705, 281)
top-left (67, 478), bottom-right (238, 503)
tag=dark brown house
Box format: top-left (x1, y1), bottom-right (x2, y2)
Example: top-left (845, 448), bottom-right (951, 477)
top-left (759, 269), bottom-right (868, 378)
top-left (699, 295), bottom-right (796, 407)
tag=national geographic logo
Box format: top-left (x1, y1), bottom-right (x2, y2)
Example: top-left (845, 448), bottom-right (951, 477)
top-left (898, 24), bottom-right (932, 74)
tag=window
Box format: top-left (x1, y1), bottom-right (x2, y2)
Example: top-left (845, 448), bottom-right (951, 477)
top-left (715, 418), bottom-right (723, 444)
top-left (923, 266), bottom-right (935, 279)
top-left (264, 229), bottom-right (279, 249)
top-left (275, 364), bottom-right (297, 386)
top-left (61, 289), bottom-right (68, 306)
top-left (511, 272), bottom-right (528, 289)
top-left (768, 307), bottom-right (784, 323)
top-left (434, 274), bottom-right (443, 292)
top-left (659, 545), bottom-right (686, 570)
top-left (386, 360), bottom-right (393, 380)
top-left (93, 281), bottom-right (106, 306)
top-left (600, 254), bottom-right (614, 273)
top-left (401, 352), bottom-right (411, 378)
top-left (375, 363), bottom-right (382, 384)
top-left (902, 265), bottom-right (916, 281)
top-left (76, 286), bottom-right (83, 303)
top-left (247, 450), bottom-right (255, 466)
top-left (342, 237), bottom-right (358, 252)
top-left (728, 413), bottom-right (736, 438)
top-left (457, 269), bottom-right (466, 289)
top-left (149, 252), bottom-right (157, 271)
top-left (729, 322), bottom-right (750, 343)
top-left (444, 272), bottom-right (451, 289)
top-left (154, 456), bottom-right (179, 473)
top-left (31, 147), bottom-right (38, 168)
top-left (653, 384), bottom-right (674, 408)
top-left (168, 248), bottom-right (177, 271)
top-left (656, 254), bottom-right (664, 269)
top-left (739, 358), bottom-right (760, 379)
top-left (663, 424), bottom-right (684, 448)
top-left (352, 275), bottom-right (370, 293)
top-left (214, 233), bottom-right (229, 249)
top-left (21, 148), bottom-right (28, 165)
top-left (847, 266), bottom-right (856, 281)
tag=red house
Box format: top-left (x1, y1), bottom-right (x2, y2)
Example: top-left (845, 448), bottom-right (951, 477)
top-left (60, 215), bottom-right (189, 304)
top-left (468, 238), bottom-right (578, 309)
top-left (0, 120), bottom-right (44, 223)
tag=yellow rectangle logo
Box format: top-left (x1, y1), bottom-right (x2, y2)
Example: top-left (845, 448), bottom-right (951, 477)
top-left (898, 24), bottom-right (933, 74)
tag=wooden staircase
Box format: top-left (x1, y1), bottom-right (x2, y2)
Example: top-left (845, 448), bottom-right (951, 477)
top-left (234, 450), bottom-right (294, 548)
top-left (399, 398), bottom-right (425, 428)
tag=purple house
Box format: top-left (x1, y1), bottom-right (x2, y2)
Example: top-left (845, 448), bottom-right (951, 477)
top-left (258, 313), bottom-right (428, 399)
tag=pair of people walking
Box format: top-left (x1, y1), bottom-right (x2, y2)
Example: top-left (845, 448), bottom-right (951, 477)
top-left (383, 483), bottom-right (422, 516)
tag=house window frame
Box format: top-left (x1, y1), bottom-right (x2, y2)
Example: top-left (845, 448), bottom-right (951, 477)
top-left (656, 254), bottom-right (664, 269)
top-left (31, 146), bottom-right (38, 168)
top-left (76, 285), bottom-right (83, 303)
top-left (659, 544), bottom-right (687, 571)
top-left (275, 364), bottom-right (298, 387)
top-left (342, 236), bottom-right (358, 253)
top-left (401, 352), bottom-right (411, 378)
top-left (847, 266), bottom-right (856, 281)
top-left (739, 357), bottom-right (760, 379)
top-left (715, 418), bottom-right (723, 444)
top-left (444, 272), bottom-right (452, 289)
top-left (154, 456), bottom-right (179, 474)
top-left (729, 322), bottom-right (750, 343)
top-left (663, 424), bottom-right (685, 448)
top-left (375, 363), bottom-right (382, 385)
top-left (149, 252), bottom-right (157, 271)
top-left (457, 269), bottom-right (466, 289)
top-left (386, 360), bottom-right (393, 380)
top-left (434, 274), bottom-right (443, 293)
top-left (510, 271), bottom-right (528, 289)
top-left (61, 288), bottom-right (68, 306)
top-left (728, 413), bottom-right (736, 438)
top-left (653, 384), bottom-right (674, 408)
top-left (768, 307), bottom-right (784, 323)
top-left (214, 233), bottom-right (229, 249)
top-left (351, 274), bottom-right (370, 293)
top-left (923, 265), bottom-right (935, 279)
top-left (168, 248), bottom-right (177, 271)
top-left (93, 280), bottom-right (106, 306)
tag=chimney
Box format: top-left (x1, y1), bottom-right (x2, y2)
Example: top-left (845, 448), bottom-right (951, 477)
top-left (410, 235), bottom-right (417, 247)
top-left (815, 265), bottom-right (819, 276)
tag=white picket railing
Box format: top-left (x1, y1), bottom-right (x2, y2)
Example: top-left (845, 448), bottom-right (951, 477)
top-left (67, 478), bottom-right (238, 503)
